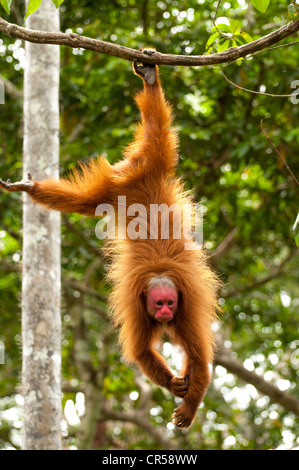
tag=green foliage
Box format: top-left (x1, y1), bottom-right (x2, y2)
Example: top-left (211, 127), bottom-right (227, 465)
top-left (0, 0), bottom-right (12, 14)
top-left (1, 0), bottom-right (65, 16)
top-left (51, 0), bottom-right (64, 7)
top-left (206, 20), bottom-right (253, 54)
top-left (252, 0), bottom-right (271, 13)
top-left (24, 0), bottom-right (42, 19)
top-left (287, 2), bottom-right (299, 20)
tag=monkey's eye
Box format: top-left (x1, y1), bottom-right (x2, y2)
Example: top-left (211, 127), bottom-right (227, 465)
top-left (156, 301), bottom-right (163, 306)
top-left (168, 300), bottom-right (173, 306)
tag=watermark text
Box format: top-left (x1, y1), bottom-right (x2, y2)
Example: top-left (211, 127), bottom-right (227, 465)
top-left (95, 196), bottom-right (203, 250)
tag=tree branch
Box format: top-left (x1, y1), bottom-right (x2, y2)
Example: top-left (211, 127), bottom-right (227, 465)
top-left (63, 276), bottom-right (107, 302)
top-left (223, 248), bottom-right (297, 299)
top-left (215, 341), bottom-right (299, 417)
top-left (210, 226), bottom-right (239, 268)
top-left (101, 407), bottom-right (177, 450)
top-left (0, 74), bottom-right (22, 99)
top-left (261, 119), bottom-right (299, 185)
top-left (218, 66), bottom-right (299, 98)
top-left (0, 16), bottom-right (298, 66)
top-left (62, 214), bottom-right (103, 256)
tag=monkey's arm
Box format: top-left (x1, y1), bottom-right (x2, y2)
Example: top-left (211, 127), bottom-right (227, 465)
top-left (131, 50), bottom-right (178, 174)
top-left (172, 359), bottom-right (210, 428)
top-left (136, 348), bottom-right (188, 398)
top-left (171, 326), bottom-right (212, 428)
top-left (0, 158), bottom-right (118, 216)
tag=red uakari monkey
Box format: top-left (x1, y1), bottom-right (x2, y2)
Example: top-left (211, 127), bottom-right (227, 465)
top-left (0, 49), bottom-right (220, 428)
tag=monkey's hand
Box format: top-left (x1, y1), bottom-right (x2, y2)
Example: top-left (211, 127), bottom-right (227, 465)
top-left (133, 48), bottom-right (157, 85)
top-left (170, 376), bottom-right (189, 398)
top-left (172, 400), bottom-right (197, 429)
top-left (0, 173), bottom-right (34, 193)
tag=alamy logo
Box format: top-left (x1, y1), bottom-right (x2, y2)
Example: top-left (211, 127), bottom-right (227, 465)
top-left (94, 196), bottom-right (203, 250)
top-left (291, 80), bottom-right (299, 105)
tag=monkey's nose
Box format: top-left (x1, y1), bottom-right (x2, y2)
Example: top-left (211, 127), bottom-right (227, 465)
top-left (155, 308), bottom-right (173, 323)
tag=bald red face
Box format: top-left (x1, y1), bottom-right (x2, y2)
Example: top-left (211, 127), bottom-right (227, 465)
top-left (146, 285), bottom-right (178, 323)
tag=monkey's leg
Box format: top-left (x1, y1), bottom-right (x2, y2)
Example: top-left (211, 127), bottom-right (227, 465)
top-left (131, 49), bottom-right (178, 174)
top-left (133, 49), bottom-right (157, 86)
top-left (172, 360), bottom-right (210, 428)
top-left (0, 158), bottom-right (119, 216)
top-left (0, 173), bottom-right (98, 216)
top-left (171, 323), bottom-right (212, 428)
top-left (0, 173), bottom-right (34, 192)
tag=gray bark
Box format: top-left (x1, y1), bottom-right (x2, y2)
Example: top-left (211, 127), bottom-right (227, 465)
top-left (22, 0), bottom-right (61, 450)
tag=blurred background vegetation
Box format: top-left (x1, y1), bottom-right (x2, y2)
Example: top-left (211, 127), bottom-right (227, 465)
top-left (0, 0), bottom-right (298, 450)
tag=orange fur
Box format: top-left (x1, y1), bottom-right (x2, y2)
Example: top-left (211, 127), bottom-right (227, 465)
top-left (7, 65), bottom-right (220, 428)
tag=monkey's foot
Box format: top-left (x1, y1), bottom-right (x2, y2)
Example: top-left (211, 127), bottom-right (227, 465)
top-left (133, 48), bottom-right (157, 85)
top-left (0, 173), bottom-right (34, 192)
top-left (172, 401), bottom-right (197, 429)
top-left (170, 376), bottom-right (189, 398)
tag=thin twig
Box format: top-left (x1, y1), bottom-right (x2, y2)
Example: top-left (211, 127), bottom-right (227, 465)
top-left (101, 407), bottom-right (177, 449)
top-left (211, 40), bottom-right (299, 68)
top-left (223, 248), bottom-right (297, 299)
top-left (218, 66), bottom-right (299, 98)
top-left (215, 337), bottom-right (299, 417)
top-left (244, 39), bottom-right (299, 58)
top-left (212, 0), bottom-right (229, 40)
top-left (261, 119), bottom-right (299, 185)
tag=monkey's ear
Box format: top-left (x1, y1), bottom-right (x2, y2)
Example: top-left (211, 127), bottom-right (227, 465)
top-left (142, 288), bottom-right (147, 296)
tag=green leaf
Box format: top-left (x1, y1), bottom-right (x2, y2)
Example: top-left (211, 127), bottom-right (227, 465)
top-left (212, 23), bottom-right (231, 33)
top-left (252, 0), bottom-right (271, 13)
top-left (1, 0), bottom-right (12, 14)
top-left (25, 0), bottom-right (42, 19)
top-left (239, 31), bottom-right (253, 43)
top-left (216, 39), bottom-right (230, 52)
top-left (51, 0), bottom-right (65, 7)
top-left (287, 3), bottom-right (299, 20)
top-left (295, 233), bottom-right (299, 247)
top-left (206, 32), bottom-right (221, 49)
top-left (229, 19), bottom-right (241, 33)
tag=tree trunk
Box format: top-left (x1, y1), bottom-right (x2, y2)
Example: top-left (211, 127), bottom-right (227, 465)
top-left (22, 0), bottom-right (61, 450)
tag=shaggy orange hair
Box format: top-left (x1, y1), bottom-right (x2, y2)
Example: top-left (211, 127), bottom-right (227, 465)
top-left (0, 57), bottom-right (220, 427)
